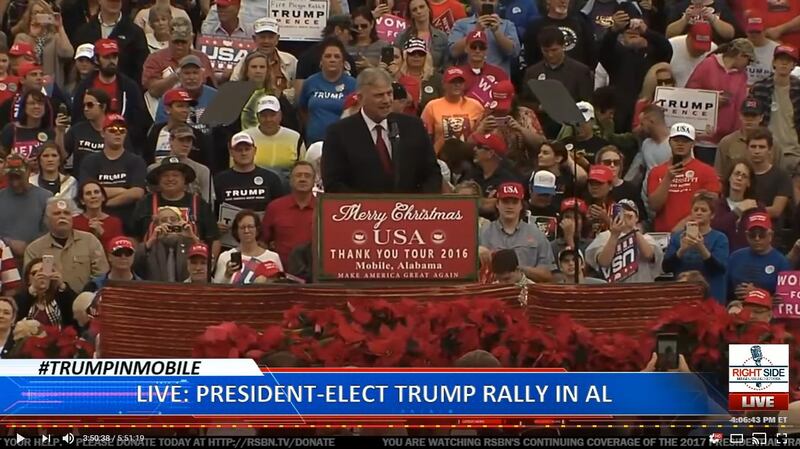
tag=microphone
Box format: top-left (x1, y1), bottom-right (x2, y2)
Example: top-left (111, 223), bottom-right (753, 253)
top-left (389, 121), bottom-right (400, 141)
top-left (751, 345), bottom-right (763, 387)
top-left (751, 345), bottom-right (763, 366)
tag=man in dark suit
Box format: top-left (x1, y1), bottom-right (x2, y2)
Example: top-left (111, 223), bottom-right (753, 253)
top-left (322, 68), bottom-right (443, 194)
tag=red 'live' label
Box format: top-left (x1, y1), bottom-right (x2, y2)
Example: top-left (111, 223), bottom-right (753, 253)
top-left (728, 393), bottom-right (789, 411)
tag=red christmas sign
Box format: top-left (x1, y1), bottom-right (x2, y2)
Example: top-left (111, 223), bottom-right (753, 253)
top-left (315, 195), bottom-right (479, 282)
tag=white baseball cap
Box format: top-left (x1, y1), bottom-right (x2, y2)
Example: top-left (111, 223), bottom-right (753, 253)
top-left (256, 95), bottom-right (281, 113)
top-left (254, 17), bottom-right (279, 34)
top-left (530, 170), bottom-right (557, 195)
top-left (230, 131), bottom-right (254, 147)
top-left (74, 43), bottom-right (94, 60)
top-left (669, 122), bottom-right (696, 140)
top-left (576, 101), bottom-right (594, 123)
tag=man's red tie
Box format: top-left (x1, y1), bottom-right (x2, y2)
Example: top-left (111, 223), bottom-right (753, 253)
top-left (374, 124), bottom-right (393, 175)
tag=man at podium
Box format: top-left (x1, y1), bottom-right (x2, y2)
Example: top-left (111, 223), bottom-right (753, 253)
top-left (321, 68), bottom-right (442, 194)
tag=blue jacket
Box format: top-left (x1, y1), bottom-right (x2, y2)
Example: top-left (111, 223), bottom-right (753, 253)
top-left (663, 229), bottom-right (729, 303)
top-left (497, 0), bottom-right (540, 41)
top-left (726, 247), bottom-right (790, 302)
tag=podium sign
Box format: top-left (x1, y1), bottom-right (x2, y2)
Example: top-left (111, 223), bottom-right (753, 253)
top-left (314, 195), bottom-right (479, 282)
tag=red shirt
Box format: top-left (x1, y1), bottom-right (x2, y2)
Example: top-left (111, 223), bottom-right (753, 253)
top-left (72, 214), bottom-right (125, 249)
top-left (261, 194), bottom-right (316, 265)
top-left (459, 63), bottom-right (509, 109)
top-left (742, 0), bottom-right (800, 50)
top-left (0, 76), bottom-right (20, 106)
top-left (91, 76), bottom-right (120, 113)
top-left (646, 158), bottom-right (721, 232)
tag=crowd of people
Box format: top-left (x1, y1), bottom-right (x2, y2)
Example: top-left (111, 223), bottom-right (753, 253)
top-left (0, 0), bottom-right (799, 352)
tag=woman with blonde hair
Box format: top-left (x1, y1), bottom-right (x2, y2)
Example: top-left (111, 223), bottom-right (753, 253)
top-left (13, 0), bottom-right (74, 88)
top-left (632, 62), bottom-right (675, 129)
top-left (238, 51), bottom-right (299, 132)
top-left (144, 4), bottom-right (172, 53)
top-left (397, 38), bottom-right (442, 115)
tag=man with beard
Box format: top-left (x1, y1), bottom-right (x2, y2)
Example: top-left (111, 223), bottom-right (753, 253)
top-left (24, 198), bottom-right (108, 292)
top-left (0, 154), bottom-right (51, 257)
top-left (132, 156), bottom-right (220, 262)
top-left (73, 0), bottom-right (148, 83)
top-left (71, 39), bottom-right (149, 147)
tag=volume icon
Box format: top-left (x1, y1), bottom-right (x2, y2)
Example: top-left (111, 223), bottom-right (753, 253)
top-left (63, 434), bottom-right (75, 444)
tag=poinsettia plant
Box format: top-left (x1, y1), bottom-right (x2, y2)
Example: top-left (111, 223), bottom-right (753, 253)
top-left (14, 325), bottom-right (95, 359)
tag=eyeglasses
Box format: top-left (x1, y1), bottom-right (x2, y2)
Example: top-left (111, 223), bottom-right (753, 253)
top-left (106, 126), bottom-right (127, 135)
top-left (656, 78), bottom-right (675, 86)
top-left (747, 228), bottom-right (768, 239)
top-left (84, 101), bottom-right (97, 109)
top-left (731, 171), bottom-right (749, 179)
top-left (470, 44), bottom-right (487, 51)
top-left (112, 249), bottom-right (134, 257)
top-left (601, 159), bottom-right (621, 167)
top-left (353, 23), bottom-right (370, 30)
top-left (238, 225), bottom-right (257, 231)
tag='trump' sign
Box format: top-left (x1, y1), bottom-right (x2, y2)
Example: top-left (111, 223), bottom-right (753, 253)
top-left (315, 195), bottom-right (479, 282)
top-left (654, 87), bottom-right (719, 135)
top-left (774, 271), bottom-right (800, 319)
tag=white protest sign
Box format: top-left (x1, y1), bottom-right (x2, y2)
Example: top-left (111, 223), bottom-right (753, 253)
top-left (653, 87), bottom-right (719, 135)
top-left (269, 0), bottom-right (328, 42)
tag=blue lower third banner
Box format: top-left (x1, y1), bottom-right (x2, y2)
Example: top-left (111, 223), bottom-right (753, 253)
top-left (0, 363), bottom-right (727, 416)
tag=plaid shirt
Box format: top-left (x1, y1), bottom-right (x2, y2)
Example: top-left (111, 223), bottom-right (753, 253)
top-left (0, 240), bottom-right (21, 294)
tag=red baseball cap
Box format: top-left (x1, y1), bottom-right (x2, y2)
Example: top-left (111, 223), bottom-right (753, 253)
top-left (443, 67), bottom-right (466, 83)
top-left (163, 88), bottom-right (196, 106)
top-left (188, 243), bottom-right (209, 259)
top-left (775, 45), bottom-right (799, 61)
top-left (103, 113), bottom-right (127, 129)
top-left (94, 38), bottom-right (119, 57)
top-left (9, 42), bottom-right (34, 58)
top-left (106, 236), bottom-right (135, 254)
top-left (688, 22), bottom-right (712, 52)
top-left (491, 80), bottom-right (514, 113)
top-left (588, 165), bottom-right (615, 183)
top-left (466, 30), bottom-right (488, 45)
top-left (216, 0), bottom-right (240, 6)
top-left (746, 16), bottom-right (765, 33)
top-left (560, 197), bottom-right (588, 215)
top-left (745, 211), bottom-right (772, 231)
top-left (497, 182), bottom-right (524, 200)
top-left (17, 62), bottom-right (41, 78)
top-left (743, 288), bottom-right (771, 309)
top-left (255, 260), bottom-right (281, 279)
top-left (472, 132), bottom-right (507, 156)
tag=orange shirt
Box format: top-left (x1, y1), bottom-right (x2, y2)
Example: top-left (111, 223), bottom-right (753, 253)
top-left (421, 96), bottom-right (485, 154)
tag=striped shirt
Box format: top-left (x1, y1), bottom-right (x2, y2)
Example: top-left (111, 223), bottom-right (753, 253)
top-left (0, 240), bottom-right (21, 294)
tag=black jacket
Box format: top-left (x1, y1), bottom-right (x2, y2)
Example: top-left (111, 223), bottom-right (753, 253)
top-left (72, 14), bottom-right (148, 85)
top-left (599, 28), bottom-right (673, 132)
top-left (71, 72), bottom-right (151, 147)
top-left (322, 112), bottom-right (442, 194)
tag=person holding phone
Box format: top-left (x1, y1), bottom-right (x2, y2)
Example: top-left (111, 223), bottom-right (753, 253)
top-left (346, 7), bottom-right (391, 75)
top-left (13, 0), bottom-right (74, 89)
top-left (665, 0), bottom-right (737, 42)
top-left (213, 210), bottom-right (282, 284)
top-left (448, 0), bottom-right (520, 74)
top-left (647, 123), bottom-right (721, 233)
top-left (24, 197), bottom-right (109, 292)
top-left (13, 256), bottom-right (78, 330)
top-left (663, 192), bottom-right (729, 303)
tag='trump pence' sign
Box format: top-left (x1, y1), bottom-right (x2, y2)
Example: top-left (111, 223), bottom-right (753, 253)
top-left (654, 87), bottom-right (719, 135)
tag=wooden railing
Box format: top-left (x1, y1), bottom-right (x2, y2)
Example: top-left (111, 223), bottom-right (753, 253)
top-left (97, 281), bottom-right (704, 358)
